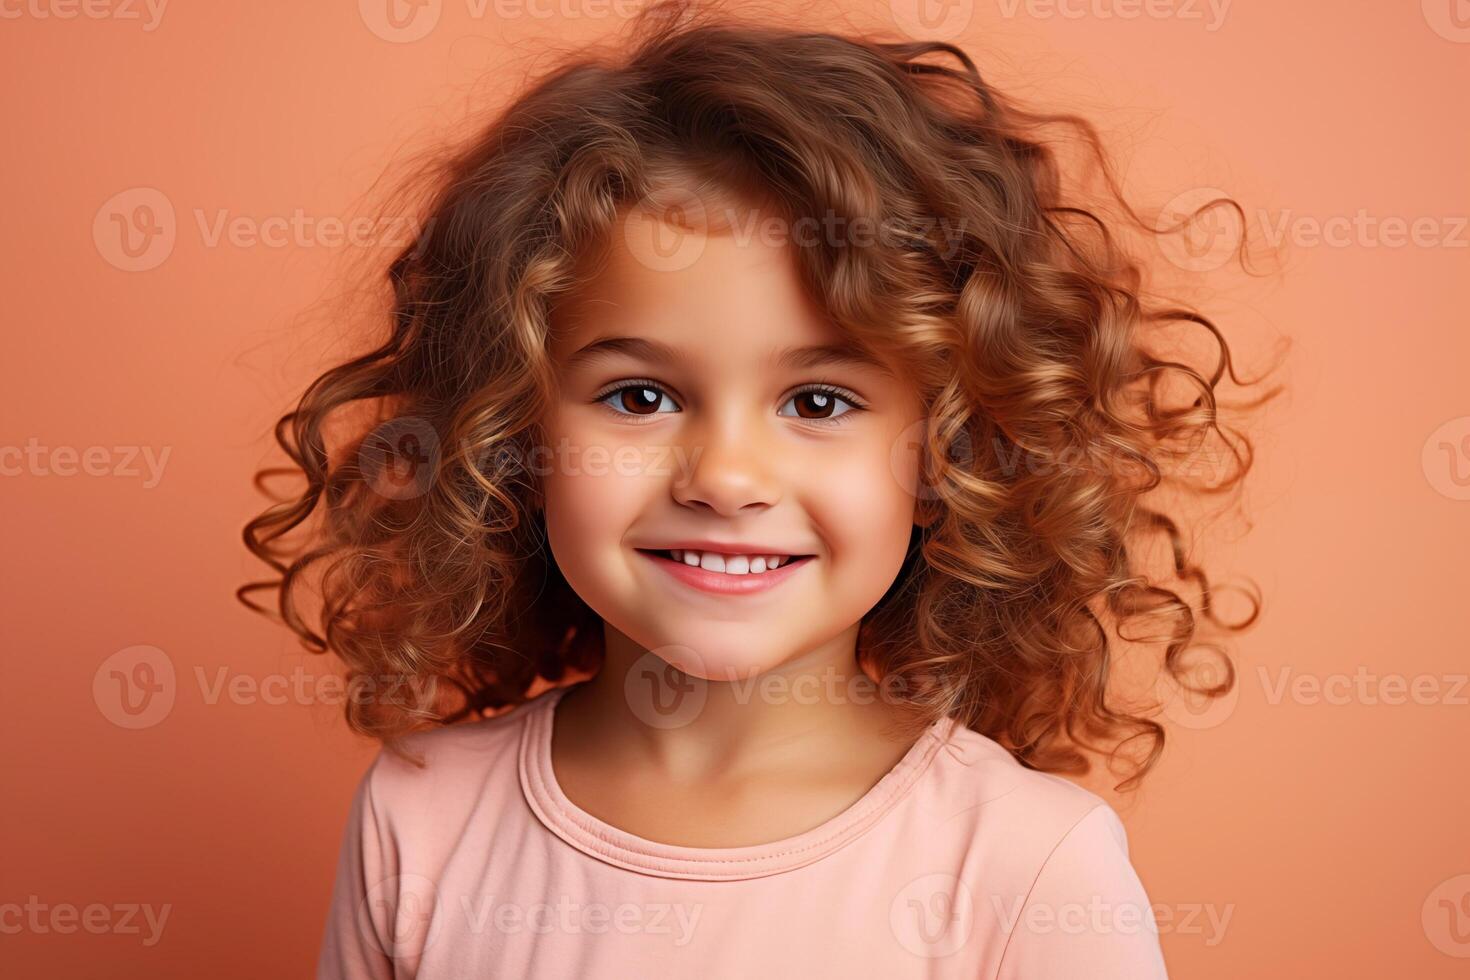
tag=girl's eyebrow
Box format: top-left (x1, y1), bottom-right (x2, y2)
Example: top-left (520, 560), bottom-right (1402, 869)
top-left (564, 335), bottom-right (893, 377)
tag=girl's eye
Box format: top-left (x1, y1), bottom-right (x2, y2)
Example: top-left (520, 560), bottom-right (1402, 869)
top-left (777, 386), bottom-right (863, 423)
top-left (592, 381), bottom-right (865, 424)
top-left (597, 382), bottom-right (680, 417)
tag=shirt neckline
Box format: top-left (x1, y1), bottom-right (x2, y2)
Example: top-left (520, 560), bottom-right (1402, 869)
top-left (517, 682), bottom-right (958, 881)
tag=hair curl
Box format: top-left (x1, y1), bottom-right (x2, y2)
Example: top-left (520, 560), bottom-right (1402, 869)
top-left (240, 0), bottom-right (1280, 791)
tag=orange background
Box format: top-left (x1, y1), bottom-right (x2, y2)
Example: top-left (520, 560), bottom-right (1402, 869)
top-left (4, 2), bottom-right (1468, 977)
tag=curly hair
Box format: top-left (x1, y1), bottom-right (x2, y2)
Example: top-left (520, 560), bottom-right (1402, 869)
top-left (240, 0), bottom-right (1278, 791)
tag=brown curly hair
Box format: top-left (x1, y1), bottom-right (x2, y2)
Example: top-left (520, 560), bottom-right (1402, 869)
top-left (240, 0), bottom-right (1279, 791)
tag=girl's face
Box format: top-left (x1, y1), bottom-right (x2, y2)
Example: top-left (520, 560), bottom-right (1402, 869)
top-left (540, 203), bottom-right (927, 682)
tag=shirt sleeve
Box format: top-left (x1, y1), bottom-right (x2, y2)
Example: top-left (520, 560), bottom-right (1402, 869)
top-left (317, 757), bottom-right (398, 980)
top-left (994, 803), bottom-right (1170, 980)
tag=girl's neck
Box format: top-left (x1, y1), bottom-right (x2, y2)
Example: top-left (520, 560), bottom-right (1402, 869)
top-left (547, 626), bottom-right (926, 848)
top-left (555, 624), bottom-right (914, 787)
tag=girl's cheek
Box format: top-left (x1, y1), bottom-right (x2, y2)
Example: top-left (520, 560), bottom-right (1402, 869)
top-left (543, 455), bottom-right (644, 524)
top-left (540, 472), bottom-right (642, 610)
top-left (540, 433), bottom-right (671, 553)
top-left (798, 431), bottom-right (921, 558)
top-left (827, 423), bottom-right (922, 506)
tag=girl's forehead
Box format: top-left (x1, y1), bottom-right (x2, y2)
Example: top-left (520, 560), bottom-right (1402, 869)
top-left (550, 215), bottom-right (853, 363)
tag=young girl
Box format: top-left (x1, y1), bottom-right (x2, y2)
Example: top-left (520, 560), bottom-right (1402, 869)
top-left (242, 3), bottom-right (1266, 976)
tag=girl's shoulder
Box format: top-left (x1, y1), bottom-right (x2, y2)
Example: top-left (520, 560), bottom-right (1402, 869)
top-left (931, 719), bottom-right (1118, 823)
top-left (920, 719), bottom-right (1140, 893)
top-left (925, 725), bottom-right (1165, 977)
top-left (353, 686), bottom-right (555, 819)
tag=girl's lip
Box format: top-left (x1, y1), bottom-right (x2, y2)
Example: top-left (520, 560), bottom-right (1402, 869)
top-left (635, 549), bottom-right (815, 596)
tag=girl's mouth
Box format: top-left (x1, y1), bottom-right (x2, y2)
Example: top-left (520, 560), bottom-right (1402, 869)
top-left (634, 548), bottom-right (816, 596)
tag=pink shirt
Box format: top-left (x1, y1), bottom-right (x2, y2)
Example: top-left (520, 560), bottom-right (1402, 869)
top-left (319, 683), bottom-right (1169, 978)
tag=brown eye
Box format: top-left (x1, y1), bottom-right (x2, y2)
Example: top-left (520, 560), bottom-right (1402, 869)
top-left (779, 387), bottom-right (860, 422)
top-left (795, 391), bottom-right (834, 418)
top-left (601, 383), bottom-right (677, 417)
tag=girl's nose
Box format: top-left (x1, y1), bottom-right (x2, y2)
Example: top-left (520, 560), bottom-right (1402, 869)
top-left (669, 419), bottom-right (783, 516)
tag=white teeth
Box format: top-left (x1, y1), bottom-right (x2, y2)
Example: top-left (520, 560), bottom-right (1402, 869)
top-left (666, 550), bottom-right (794, 575)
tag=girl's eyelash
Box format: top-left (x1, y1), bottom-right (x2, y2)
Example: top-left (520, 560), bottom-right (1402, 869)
top-left (590, 377), bottom-right (666, 403)
top-left (791, 383), bottom-right (870, 424)
top-left (589, 378), bottom-right (868, 425)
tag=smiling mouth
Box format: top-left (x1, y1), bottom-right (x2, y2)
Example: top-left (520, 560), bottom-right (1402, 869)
top-left (633, 548), bottom-right (817, 595)
top-left (635, 548), bottom-right (816, 576)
